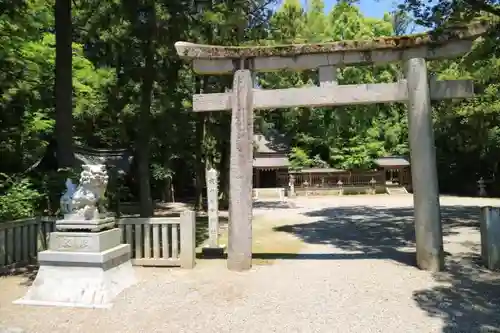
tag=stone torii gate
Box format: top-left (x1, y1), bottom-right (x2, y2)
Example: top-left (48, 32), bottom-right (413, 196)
top-left (175, 23), bottom-right (488, 272)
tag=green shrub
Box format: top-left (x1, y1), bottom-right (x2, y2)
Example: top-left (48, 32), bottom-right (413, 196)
top-left (0, 174), bottom-right (42, 222)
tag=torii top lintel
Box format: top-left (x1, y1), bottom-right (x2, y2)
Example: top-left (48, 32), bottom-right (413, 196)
top-left (175, 22), bottom-right (489, 74)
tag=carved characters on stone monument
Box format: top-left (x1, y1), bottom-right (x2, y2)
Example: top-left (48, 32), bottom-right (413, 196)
top-left (60, 164), bottom-right (109, 220)
top-left (206, 167), bottom-right (220, 248)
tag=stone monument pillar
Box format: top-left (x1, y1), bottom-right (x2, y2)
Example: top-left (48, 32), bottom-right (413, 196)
top-left (14, 164), bottom-right (136, 308)
top-left (202, 167), bottom-right (225, 258)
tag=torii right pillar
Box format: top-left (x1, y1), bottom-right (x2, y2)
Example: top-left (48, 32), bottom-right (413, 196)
top-left (405, 57), bottom-right (444, 271)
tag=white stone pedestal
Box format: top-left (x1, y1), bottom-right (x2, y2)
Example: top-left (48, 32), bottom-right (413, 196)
top-left (56, 216), bottom-right (115, 232)
top-left (14, 228), bottom-right (136, 309)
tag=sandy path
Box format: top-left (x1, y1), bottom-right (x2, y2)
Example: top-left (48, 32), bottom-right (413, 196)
top-left (1, 195), bottom-right (500, 333)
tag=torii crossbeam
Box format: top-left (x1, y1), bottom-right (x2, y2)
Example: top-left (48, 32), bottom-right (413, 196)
top-left (176, 22), bottom-right (488, 272)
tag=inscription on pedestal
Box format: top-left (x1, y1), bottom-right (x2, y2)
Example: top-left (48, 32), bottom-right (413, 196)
top-left (48, 229), bottom-right (121, 253)
top-left (56, 235), bottom-right (90, 251)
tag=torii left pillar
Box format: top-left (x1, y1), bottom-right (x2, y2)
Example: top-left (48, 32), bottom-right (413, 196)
top-left (227, 70), bottom-right (254, 271)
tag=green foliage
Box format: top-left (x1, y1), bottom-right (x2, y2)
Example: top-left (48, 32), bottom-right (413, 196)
top-left (289, 147), bottom-right (312, 170)
top-left (399, 0), bottom-right (500, 29)
top-left (0, 174), bottom-right (42, 221)
top-left (261, 0), bottom-right (406, 171)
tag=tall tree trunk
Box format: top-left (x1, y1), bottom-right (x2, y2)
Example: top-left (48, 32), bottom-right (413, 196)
top-left (137, 1), bottom-right (156, 217)
top-left (54, 0), bottom-right (74, 168)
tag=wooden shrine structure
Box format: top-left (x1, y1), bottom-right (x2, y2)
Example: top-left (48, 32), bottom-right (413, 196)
top-left (375, 156), bottom-right (411, 188)
top-left (176, 22), bottom-right (489, 272)
top-left (253, 130), bottom-right (290, 189)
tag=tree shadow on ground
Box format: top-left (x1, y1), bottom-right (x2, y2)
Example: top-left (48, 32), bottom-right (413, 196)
top-left (0, 264), bottom-right (38, 284)
top-left (413, 256), bottom-right (500, 333)
top-left (274, 204), bottom-right (500, 332)
top-left (274, 205), bottom-right (480, 265)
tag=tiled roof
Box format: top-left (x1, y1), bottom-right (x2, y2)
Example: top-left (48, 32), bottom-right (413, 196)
top-left (291, 168), bottom-right (344, 173)
top-left (253, 156), bottom-right (290, 168)
top-left (374, 156), bottom-right (410, 167)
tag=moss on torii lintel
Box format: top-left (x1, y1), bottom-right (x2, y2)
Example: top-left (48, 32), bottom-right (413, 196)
top-left (175, 22), bottom-right (490, 60)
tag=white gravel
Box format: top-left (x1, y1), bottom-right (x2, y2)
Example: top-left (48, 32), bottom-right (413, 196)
top-left (1, 195), bottom-right (500, 333)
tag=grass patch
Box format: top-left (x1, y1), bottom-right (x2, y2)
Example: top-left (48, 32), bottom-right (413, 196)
top-left (195, 215), bottom-right (228, 247)
top-left (217, 217), bottom-right (304, 266)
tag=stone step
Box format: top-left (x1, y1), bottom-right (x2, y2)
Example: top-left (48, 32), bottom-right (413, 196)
top-left (387, 187), bottom-right (409, 195)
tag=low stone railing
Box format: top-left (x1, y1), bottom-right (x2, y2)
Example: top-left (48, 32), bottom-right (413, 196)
top-left (0, 217), bottom-right (56, 272)
top-left (0, 212), bottom-right (196, 272)
top-left (117, 211), bottom-right (196, 269)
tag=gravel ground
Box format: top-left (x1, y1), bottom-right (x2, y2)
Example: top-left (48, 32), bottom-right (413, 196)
top-left (1, 195), bottom-right (500, 333)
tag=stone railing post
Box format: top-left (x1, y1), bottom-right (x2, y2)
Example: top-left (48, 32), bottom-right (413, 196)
top-left (480, 206), bottom-right (500, 270)
top-left (180, 210), bottom-right (196, 269)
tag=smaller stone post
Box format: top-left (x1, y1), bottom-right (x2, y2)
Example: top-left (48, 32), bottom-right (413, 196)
top-left (369, 177), bottom-right (377, 195)
top-left (337, 179), bottom-right (344, 196)
top-left (279, 188), bottom-right (285, 202)
top-left (478, 177), bottom-right (487, 197)
top-left (202, 167), bottom-right (225, 258)
top-left (288, 174), bottom-right (296, 197)
top-left (180, 210), bottom-right (197, 268)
